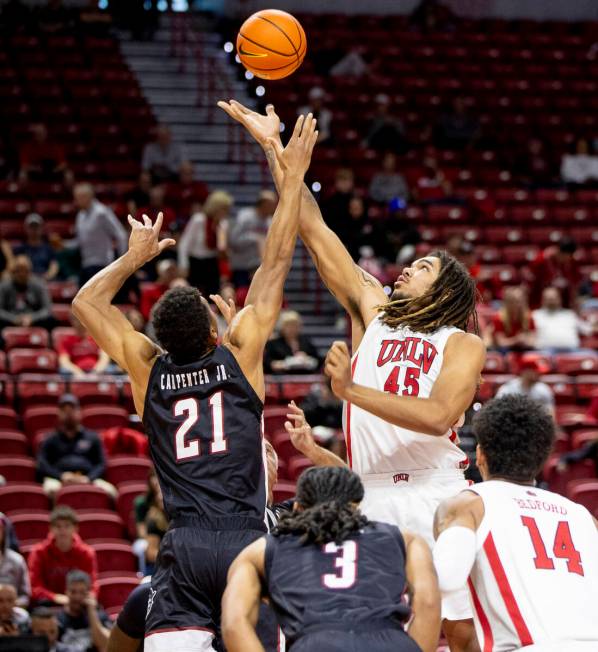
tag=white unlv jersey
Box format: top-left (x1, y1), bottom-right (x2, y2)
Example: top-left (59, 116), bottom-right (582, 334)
top-left (467, 480), bottom-right (598, 652)
top-left (343, 316), bottom-right (469, 474)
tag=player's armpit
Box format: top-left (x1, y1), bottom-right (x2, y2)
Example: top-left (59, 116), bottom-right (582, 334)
top-left (107, 626), bottom-right (140, 652)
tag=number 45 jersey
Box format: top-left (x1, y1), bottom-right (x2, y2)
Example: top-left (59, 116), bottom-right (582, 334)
top-left (264, 521), bottom-right (412, 647)
top-left (142, 346), bottom-right (266, 524)
top-left (467, 480), bottom-right (598, 652)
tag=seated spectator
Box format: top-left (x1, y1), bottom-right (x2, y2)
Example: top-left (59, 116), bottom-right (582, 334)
top-left (48, 233), bottom-right (80, 282)
top-left (264, 311), bottom-right (320, 374)
top-left (558, 435), bottom-right (598, 475)
top-left (0, 515), bottom-right (20, 555)
top-left (329, 48), bottom-right (368, 77)
top-left (14, 214), bottom-right (58, 280)
top-left (140, 260), bottom-right (182, 321)
top-left (368, 152), bottom-right (409, 204)
top-left (0, 584), bottom-right (29, 636)
top-left (0, 515), bottom-right (30, 608)
top-left (28, 507), bottom-right (98, 607)
top-left (166, 160), bottom-right (209, 220)
top-left (527, 238), bottom-right (582, 309)
top-left (561, 137), bottom-right (598, 186)
top-left (57, 571), bottom-right (110, 652)
top-left (513, 138), bottom-right (555, 188)
top-left (136, 185), bottom-right (176, 228)
top-left (298, 87), bottom-right (332, 144)
top-left (345, 196), bottom-right (369, 261)
top-left (0, 255), bottom-right (55, 331)
top-left (36, 394), bottom-right (112, 499)
top-left (435, 97), bottom-right (480, 150)
top-left (19, 123), bottom-right (73, 186)
top-left (57, 314), bottom-right (110, 377)
top-left (0, 239), bottom-right (13, 279)
top-left (365, 94), bottom-right (408, 154)
top-left (228, 190), bottom-right (276, 288)
top-left (30, 607), bottom-right (73, 652)
top-left (488, 286), bottom-right (536, 352)
top-left (301, 378), bottom-right (343, 430)
top-left (532, 287), bottom-right (593, 351)
top-left (125, 172), bottom-right (152, 217)
top-left (141, 125), bottom-right (188, 184)
top-left (320, 168), bottom-right (355, 235)
top-left (496, 356), bottom-right (555, 418)
top-left (133, 469), bottom-right (168, 575)
top-left (412, 153), bottom-right (453, 203)
top-left (178, 190), bottom-right (232, 297)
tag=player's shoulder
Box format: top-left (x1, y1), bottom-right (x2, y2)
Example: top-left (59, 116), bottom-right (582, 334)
top-left (434, 488), bottom-right (484, 533)
top-left (445, 330), bottom-right (486, 362)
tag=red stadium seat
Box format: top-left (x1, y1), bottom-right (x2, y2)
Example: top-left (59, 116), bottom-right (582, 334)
top-left (271, 431), bottom-right (298, 465)
top-left (2, 327), bottom-right (49, 350)
top-left (0, 430), bottom-right (29, 455)
top-left (77, 511), bottom-right (125, 540)
top-left (571, 429), bottom-right (598, 449)
top-left (23, 406), bottom-right (58, 438)
top-left (46, 282), bottom-right (78, 304)
top-left (281, 381), bottom-right (316, 403)
top-left (8, 348), bottom-right (58, 374)
top-left (0, 352), bottom-right (7, 373)
top-left (81, 406), bottom-right (129, 430)
top-left (97, 576), bottom-right (139, 611)
top-left (541, 375), bottom-right (576, 405)
top-left (105, 457), bottom-right (153, 487)
top-left (56, 485), bottom-right (113, 511)
top-left (483, 352), bottom-right (506, 373)
top-left (93, 542), bottom-right (137, 574)
top-left (544, 457), bottom-right (595, 496)
top-left (116, 482), bottom-right (146, 538)
top-left (264, 407), bottom-right (290, 437)
top-left (9, 512), bottom-right (50, 543)
top-left (51, 327), bottom-right (77, 351)
top-left (287, 455), bottom-right (313, 481)
top-left (0, 484), bottom-right (49, 514)
top-left (17, 375), bottom-right (67, 409)
top-left (567, 481), bottom-right (598, 513)
top-left (0, 406), bottom-right (18, 430)
top-left (52, 304), bottom-right (72, 326)
top-left (0, 456), bottom-right (36, 482)
top-left (273, 481), bottom-right (296, 503)
top-left (70, 379), bottom-right (120, 407)
top-left (554, 353), bottom-right (598, 375)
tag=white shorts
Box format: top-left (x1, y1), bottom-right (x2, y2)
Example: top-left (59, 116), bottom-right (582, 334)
top-left (145, 629), bottom-right (216, 652)
top-left (360, 469), bottom-right (471, 622)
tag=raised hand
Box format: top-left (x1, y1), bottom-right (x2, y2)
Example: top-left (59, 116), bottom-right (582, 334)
top-left (127, 212), bottom-right (176, 265)
top-left (217, 100), bottom-right (281, 147)
top-left (210, 293), bottom-right (237, 325)
top-left (324, 341), bottom-right (353, 401)
top-left (285, 401), bottom-right (316, 455)
top-left (267, 113), bottom-right (318, 178)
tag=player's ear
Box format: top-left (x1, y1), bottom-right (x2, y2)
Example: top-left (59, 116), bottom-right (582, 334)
top-left (292, 501), bottom-right (304, 513)
top-left (476, 444), bottom-right (487, 479)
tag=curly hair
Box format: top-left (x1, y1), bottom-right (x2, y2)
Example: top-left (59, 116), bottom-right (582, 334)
top-left (380, 250), bottom-right (479, 334)
top-left (473, 394), bottom-right (555, 482)
top-left (273, 466), bottom-right (368, 545)
top-left (152, 286), bottom-right (213, 364)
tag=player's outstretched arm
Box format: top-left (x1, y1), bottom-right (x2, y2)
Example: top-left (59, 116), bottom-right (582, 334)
top-left (221, 538), bottom-right (267, 652)
top-left (218, 100), bottom-right (386, 346)
top-left (72, 213), bottom-right (175, 415)
top-left (403, 531), bottom-right (441, 652)
top-left (325, 332), bottom-right (485, 436)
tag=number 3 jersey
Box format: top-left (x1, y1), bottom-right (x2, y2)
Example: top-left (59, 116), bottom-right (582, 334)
top-left (345, 316), bottom-right (468, 474)
top-left (264, 521), bottom-right (411, 645)
top-left (466, 480), bottom-right (598, 651)
top-left (142, 345), bottom-right (266, 525)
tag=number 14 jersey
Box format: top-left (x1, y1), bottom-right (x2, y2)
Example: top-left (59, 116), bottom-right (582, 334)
top-left (467, 480), bottom-right (598, 652)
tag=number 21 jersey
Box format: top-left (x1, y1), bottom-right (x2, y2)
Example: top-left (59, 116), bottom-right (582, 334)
top-left (467, 480), bottom-right (598, 651)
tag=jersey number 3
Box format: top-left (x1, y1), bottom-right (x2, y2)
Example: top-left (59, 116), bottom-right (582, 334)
top-left (521, 516), bottom-right (584, 576)
top-left (322, 541), bottom-right (358, 589)
top-left (173, 393), bottom-right (227, 461)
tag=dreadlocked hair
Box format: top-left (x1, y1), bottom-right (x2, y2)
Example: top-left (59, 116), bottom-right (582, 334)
top-left (273, 466), bottom-right (368, 546)
top-left (380, 249), bottom-right (479, 334)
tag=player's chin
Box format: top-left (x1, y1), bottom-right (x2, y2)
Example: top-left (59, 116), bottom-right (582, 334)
top-left (390, 289), bottom-right (410, 302)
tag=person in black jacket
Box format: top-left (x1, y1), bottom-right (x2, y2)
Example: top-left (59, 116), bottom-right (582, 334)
top-left (264, 311), bottom-right (321, 374)
top-left (36, 394), bottom-right (114, 499)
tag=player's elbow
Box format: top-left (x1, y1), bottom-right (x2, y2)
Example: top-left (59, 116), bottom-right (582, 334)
top-left (427, 404), bottom-right (457, 436)
top-left (412, 584), bottom-right (441, 619)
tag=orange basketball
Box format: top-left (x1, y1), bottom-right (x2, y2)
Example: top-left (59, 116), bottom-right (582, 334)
top-left (237, 9), bottom-right (306, 81)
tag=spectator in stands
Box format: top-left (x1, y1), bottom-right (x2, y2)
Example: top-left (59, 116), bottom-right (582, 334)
top-left (527, 238), bottom-right (582, 309)
top-left (19, 123), bottom-right (73, 186)
top-left (0, 238), bottom-right (13, 279)
top-left (14, 214), bottom-right (58, 280)
top-left (435, 97), bottom-right (480, 150)
top-left (166, 160), bottom-right (209, 221)
top-left (0, 584), bottom-right (29, 636)
top-left (558, 436), bottom-right (598, 475)
top-left (496, 356), bottom-right (555, 418)
top-left (48, 233), bottom-right (79, 282)
top-left (57, 314), bottom-right (110, 377)
top-left (329, 48), bottom-right (369, 78)
top-left (410, 0), bottom-right (456, 32)
top-left (365, 94), bottom-right (408, 154)
top-left (141, 125), bottom-right (188, 184)
top-left (344, 196), bottom-right (370, 261)
top-left (298, 87), bottom-right (332, 144)
top-left (137, 185), bottom-right (176, 228)
top-left (28, 506), bottom-right (98, 606)
top-left (125, 172), bottom-right (152, 217)
top-left (133, 469), bottom-right (168, 575)
top-left (533, 287), bottom-right (593, 351)
top-left (30, 607), bottom-right (73, 652)
top-left (178, 190), bottom-right (232, 297)
top-left (368, 152), bottom-right (409, 204)
top-left (301, 379), bottom-right (343, 430)
top-left (228, 190), bottom-right (277, 288)
top-left (514, 138), bottom-right (555, 188)
top-left (36, 394), bottom-right (112, 499)
top-left (139, 259), bottom-right (182, 321)
top-left (0, 255), bottom-right (55, 331)
top-left (488, 286), bottom-right (536, 352)
top-left (264, 310), bottom-right (320, 374)
top-left (320, 168), bottom-right (355, 235)
top-left (0, 515), bottom-right (19, 555)
top-left (0, 515), bottom-right (30, 608)
top-left (57, 570), bottom-right (110, 652)
top-left (561, 137), bottom-right (598, 186)
top-left (412, 152), bottom-right (453, 203)
top-left (74, 183), bottom-right (127, 286)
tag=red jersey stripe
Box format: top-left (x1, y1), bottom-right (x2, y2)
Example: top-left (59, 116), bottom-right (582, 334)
top-left (483, 532), bottom-right (534, 647)
top-left (467, 577), bottom-right (494, 652)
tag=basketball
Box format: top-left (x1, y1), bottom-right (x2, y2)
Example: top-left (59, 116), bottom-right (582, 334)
top-left (236, 9), bottom-right (306, 81)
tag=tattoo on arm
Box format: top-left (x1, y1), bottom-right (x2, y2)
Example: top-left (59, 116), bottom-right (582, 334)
top-left (356, 267), bottom-right (383, 290)
top-left (265, 148), bottom-right (276, 174)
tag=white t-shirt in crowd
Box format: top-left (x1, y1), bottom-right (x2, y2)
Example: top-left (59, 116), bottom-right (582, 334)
top-left (496, 378), bottom-right (555, 410)
top-left (532, 308), bottom-right (591, 350)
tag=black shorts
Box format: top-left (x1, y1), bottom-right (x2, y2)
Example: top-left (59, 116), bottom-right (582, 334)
top-left (291, 628), bottom-right (422, 652)
top-left (145, 517), bottom-right (265, 645)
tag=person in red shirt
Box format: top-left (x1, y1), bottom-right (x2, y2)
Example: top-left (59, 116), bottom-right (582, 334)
top-left (139, 259), bottom-right (182, 321)
top-left (488, 286), bottom-right (536, 352)
top-left (527, 238), bottom-right (582, 309)
top-left (166, 160), bottom-right (209, 221)
top-left (27, 506), bottom-right (98, 606)
top-left (57, 313), bottom-right (110, 377)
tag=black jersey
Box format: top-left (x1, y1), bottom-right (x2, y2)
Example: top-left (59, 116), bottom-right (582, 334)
top-left (143, 345), bottom-right (266, 526)
top-left (264, 521), bottom-right (411, 645)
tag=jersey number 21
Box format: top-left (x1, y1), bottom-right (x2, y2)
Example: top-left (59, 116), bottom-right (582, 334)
top-left (173, 393), bottom-right (227, 461)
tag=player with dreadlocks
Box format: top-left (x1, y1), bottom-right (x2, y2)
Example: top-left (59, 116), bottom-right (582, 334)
top-left (222, 466), bottom-right (440, 652)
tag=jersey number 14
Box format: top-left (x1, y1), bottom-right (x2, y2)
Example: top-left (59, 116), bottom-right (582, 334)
top-left (521, 516), bottom-right (584, 576)
top-left (173, 393), bottom-right (227, 461)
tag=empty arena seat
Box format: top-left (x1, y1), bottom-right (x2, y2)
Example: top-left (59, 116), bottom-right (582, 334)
top-left (483, 352), bottom-right (506, 373)
top-left (567, 481), bottom-right (598, 514)
top-left (56, 485), bottom-right (113, 511)
top-left (0, 484), bottom-right (49, 514)
top-left (554, 353), bottom-right (598, 375)
top-left (0, 406), bottom-right (18, 430)
top-left (105, 457), bottom-right (153, 487)
top-left (273, 481), bottom-right (296, 503)
top-left (23, 405), bottom-right (58, 438)
top-left (81, 406), bottom-right (129, 430)
top-left (544, 458), bottom-right (595, 496)
top-left (70, 379), bottom-right (120, 407)
top-left (271, 431), bottom-right (297, 465)
top-left (8, 349), bottom-right (58, 375)
top-left (93, 541), bottom-right (137, 574)
top-left (264, 406), bottom-right (290, 436)
top-left (9, 512), bottom-right (50, 543)
top-left (287, 455), bottom-right (313, 481)
top-left (77, 511), bottom-right (125, 540)
top-left (2, 327), bottom-right (49, 350)
top-left (571, 429), bottom-right (598, 449)
top-left (17, 375), bottom-right (66, 409)
top-left (0, 430), bottom-right (29, 455)
top-left (97, 576), bottom-right (140, 611)
top-left (0, 456), bottom-right (36, 482)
